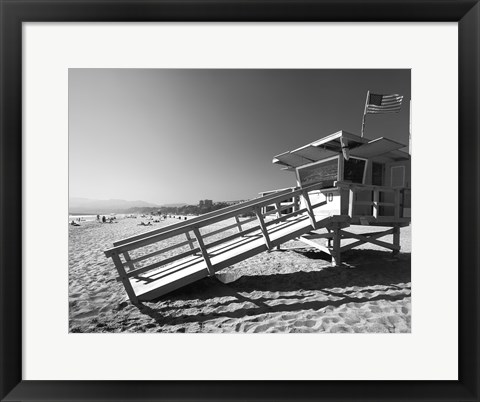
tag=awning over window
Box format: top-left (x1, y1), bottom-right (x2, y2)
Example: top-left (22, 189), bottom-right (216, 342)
top-left (349, 137), bottom-right (405, 158)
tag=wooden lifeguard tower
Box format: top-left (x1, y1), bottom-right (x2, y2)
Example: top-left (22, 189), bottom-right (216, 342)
top-left (104, 130), bottom-right (410, 304)
top-left (270, 129), bottom-right (411, 265)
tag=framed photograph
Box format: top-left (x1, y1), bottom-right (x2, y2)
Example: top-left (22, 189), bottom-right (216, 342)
top-left (1, 1), bottom-right (478, 401)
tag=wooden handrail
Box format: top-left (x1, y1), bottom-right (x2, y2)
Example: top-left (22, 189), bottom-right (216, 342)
top-left (105, 182), bottom-right (326, 257)
top-left (112, 187), bottom-right (296, 248)
top-left (121, 200), bottom-right (325, 277)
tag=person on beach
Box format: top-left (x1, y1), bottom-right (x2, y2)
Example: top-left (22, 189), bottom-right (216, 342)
top-left (102, 216), bottom-right (106, 223)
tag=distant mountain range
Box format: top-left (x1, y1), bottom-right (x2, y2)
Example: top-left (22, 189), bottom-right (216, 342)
top-left (69, 197), bottom-right (186, 214)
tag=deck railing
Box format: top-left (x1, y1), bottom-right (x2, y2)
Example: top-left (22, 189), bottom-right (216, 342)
top-left (104, 182), bottom-right (328, 302)
top-left (335, 181), bottom-right (411, 220)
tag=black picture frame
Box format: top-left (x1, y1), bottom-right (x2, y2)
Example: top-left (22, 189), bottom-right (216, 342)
top-left (1, 1), bottom-right (478, 401)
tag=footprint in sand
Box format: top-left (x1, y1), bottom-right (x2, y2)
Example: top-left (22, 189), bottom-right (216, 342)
top-left (294, 319), bottom-right (317, 328)
top-left (329, 324), bottom-right (354, 333)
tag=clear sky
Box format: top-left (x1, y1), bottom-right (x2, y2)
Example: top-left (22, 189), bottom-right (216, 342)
top-left (69, 69), bottom-right (410, 205)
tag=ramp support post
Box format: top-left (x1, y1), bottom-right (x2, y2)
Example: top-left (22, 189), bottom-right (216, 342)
top-left (192, 227), bottom-right (215, 276)
top-left (301, 190), bottom-right (317, 229)
top-left (254, 207), bottom-right (273, 250)
top-left (111, 253), bottom-right (139, 305)
top-left (392, 225), bottom-right (400, 256)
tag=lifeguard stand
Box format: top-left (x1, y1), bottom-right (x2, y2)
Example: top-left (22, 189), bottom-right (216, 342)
top-left (270, 130), bottom-right (411, 265)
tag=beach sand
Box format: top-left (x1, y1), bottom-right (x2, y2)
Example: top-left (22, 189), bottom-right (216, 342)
top-left (69, 217), bottom-right (411, 333)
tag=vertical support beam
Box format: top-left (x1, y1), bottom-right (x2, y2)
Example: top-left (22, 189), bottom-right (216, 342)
top-left (348, 188), bottom-right (355, 217)
top-left (192, 227), bottom-right (214, 276)
top-left (275, 201), bottom-right (282, 219)
top-left (111, 253), bottom-right (139, 305)
top-left (373, 189), bottom-right (379, 218)
top-left (234, 215), bottom-right (243, 233)
top-left (294, 195), bottom-right (300, 212)
top-left (338, 152), bottom-right (344, 181)
top-left (254, 208), bottom-right (273, 250)
top-left (326, 228), bottom-right (332, 248)
top-left (392, 225), bottom-right (400, 256)
top-left (394, 189), bottom-right (401, 220)
top-left (274, 202), bottom-right (283, 250)
top-left (301, 190), bottom-right (316, 229)
top-left (185, 231), bottom-right (195, 250)
top-left (331, 226), bottom-right (341, 267)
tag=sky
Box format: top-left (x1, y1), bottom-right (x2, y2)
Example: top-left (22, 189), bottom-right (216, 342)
top-left (69, 69), bottom-right (411, 205)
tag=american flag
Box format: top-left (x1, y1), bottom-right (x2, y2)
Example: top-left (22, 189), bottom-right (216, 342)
top-left (365, 93), bottom-right (403, 114)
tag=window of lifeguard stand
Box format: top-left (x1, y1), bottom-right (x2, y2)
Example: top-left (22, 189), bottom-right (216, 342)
top-left (297, 156), bottom-right (339, 186)
top-left (343, 157), bottom-right (367, 184)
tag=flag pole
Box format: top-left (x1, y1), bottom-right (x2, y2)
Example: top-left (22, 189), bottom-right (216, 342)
top-left (361, 90), bottom-right (370, 138)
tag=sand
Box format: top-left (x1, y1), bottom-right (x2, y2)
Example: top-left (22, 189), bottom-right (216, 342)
top-left (69, 216), bottom-right (411, 333)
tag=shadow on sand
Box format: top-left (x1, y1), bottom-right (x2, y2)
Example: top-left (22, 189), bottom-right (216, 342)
top-left (137, 249), bottom-right (411, 328)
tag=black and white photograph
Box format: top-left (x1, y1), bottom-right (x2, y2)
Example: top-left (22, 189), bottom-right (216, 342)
top-left (69, 69), bottom-right (411, 333)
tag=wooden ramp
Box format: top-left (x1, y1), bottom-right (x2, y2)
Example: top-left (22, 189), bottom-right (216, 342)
top-left (104, 183), bottom-right (332, 303)
top-left (104, 181), bottom-right (409, 304)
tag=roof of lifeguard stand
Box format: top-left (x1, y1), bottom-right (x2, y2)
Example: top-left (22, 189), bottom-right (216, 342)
top-left (272, 130), bottom-right (410, 171)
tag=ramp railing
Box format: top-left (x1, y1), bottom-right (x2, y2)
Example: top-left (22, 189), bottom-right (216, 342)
top-left (104, 182), bottom-right (328, 302)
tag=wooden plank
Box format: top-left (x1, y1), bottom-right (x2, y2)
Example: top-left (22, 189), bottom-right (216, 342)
top-left (254, 208), bottom-right (273, 250)
top-left (192, 227), bottom-right (214, 276)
